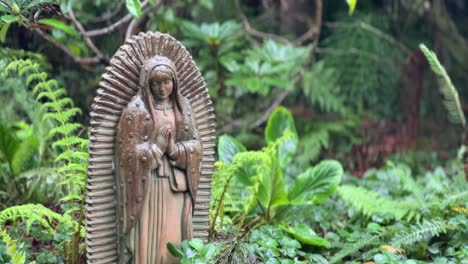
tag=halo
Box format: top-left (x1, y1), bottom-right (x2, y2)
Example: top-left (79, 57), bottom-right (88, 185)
top-left (85, 32), bottom-right (216, 263)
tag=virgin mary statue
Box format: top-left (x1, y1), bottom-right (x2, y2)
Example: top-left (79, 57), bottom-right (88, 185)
top-left (114, 55), bottom-right (202, 263)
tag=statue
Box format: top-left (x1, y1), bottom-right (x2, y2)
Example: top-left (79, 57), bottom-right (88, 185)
top-left (86, 32), bottom-right (216, 264)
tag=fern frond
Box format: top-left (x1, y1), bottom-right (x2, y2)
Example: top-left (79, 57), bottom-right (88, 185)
top-left (337, 185), bottom-right (419, 221)
top-left (18, 63), bottom-right (39, 76)
top-left (48, 123), bottom-right (82, 138)
top-left (3, 60), bottom-right (22, 74)
top-left (58, 163), bottom-right (87, 174)
top-left (55, 150), bottom-right (89, 162)
top-left (0, 204), bottom-right (70, 233)
top-left (41, 98), bottom-right (74, 112)
top-left (26, 72), bottom-right (47, 85)
top-left (43, 108), bottom-right (82, 124)
top-left (391, 219), bottom-right (449, 248)
top-left (329, 232), bottom-right (385, 264)
top-left (0, 229), bottom-right (27, 264)
top-left (52, 136), bottom-right (87, 148)
top-left (419, 44), bottom-right (466, 127)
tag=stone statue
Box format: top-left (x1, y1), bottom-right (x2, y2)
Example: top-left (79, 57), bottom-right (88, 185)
top-left (86, 32), bottom-right (215, 264)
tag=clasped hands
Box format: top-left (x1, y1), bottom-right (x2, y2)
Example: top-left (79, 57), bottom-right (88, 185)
top-left (150, 125), bottom-right (176, 173)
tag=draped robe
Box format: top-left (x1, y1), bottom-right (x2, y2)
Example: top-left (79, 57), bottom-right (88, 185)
top-left (115, 94), bottom-right (201, 263)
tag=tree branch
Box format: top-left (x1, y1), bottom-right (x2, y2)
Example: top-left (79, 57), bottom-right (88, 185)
top-left (235, 0), bottom-right (291, 44)
top-left (90, 0), bottom-right (125, 23)
top-left (125, 2), bottom-right (158, 40)
top-left (69, 9), bottom-right (109, 64)
top-left (32, 28), bottom-right (101, 66)
top-left (85, 0), bottom-right (149, 37)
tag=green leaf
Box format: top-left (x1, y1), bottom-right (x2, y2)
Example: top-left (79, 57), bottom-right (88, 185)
top-left (148, 0), bottom-right (156, 6)
top-left (189, 238), bottom-right (204, 252)
top-left (419, 43), bottom-right (466, 127)
top-left (0, 2), bottom-right (10, 14)
top-left (346, 0), bottom-right (357, 15)
top-left (288, 160), bottom-right (343, 205)
top-left (0, 22), bottom-right (10, 42)
top-left (256, 146), bottom-right (289, 214)
top-left (167, 242), bottom-right (185, 258)
top-left (266, 107), bottom-right (298, 168)
top-left (265, 106), bottom-right (297, 144)
top-left (1, 15), bottom-right (18, 23)
top-left (218, 134), bottom-right (246, 164)
top-left (39, 18), bottom-right (79, 36)
top-left (126, 0), bottom-right (142, 18)
top-left (285, 224), bottom-right (331, 247)
top-left (25, 0), bottom-right (55, 10)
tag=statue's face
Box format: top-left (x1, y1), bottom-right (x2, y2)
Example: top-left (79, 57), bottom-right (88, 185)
top-left (150, 70), bottom-right (174, 100)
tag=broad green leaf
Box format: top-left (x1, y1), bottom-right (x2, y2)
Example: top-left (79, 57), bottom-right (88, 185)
top-left (0, 22), bottom-right (10, 42)
top-left (285, 224), bottom-right (331, 247)
top-left (265, 107), bottom-right (298, 168)
top-left (0, 2), bottom-right (10, 13)
top-left (218, 134), bottom-right (246, 164)
top-left (1, 15), bottom-right (18, 23)
top-left (39, 19), bottom-right (79, 36)
top-left (148, 0), bottom-right (156, 6)
top-left (167, 242), bottom-right (185, 258)
top-left (288, 160), bottom-right (343, 205)
top-left (265, 106), bottom-right (297, 144)
top-left (256, 147), bottom-right (288, 213)
top-left (126, 0), bottom-right (142, 18)
top-left (189, 238), bottom-right (204, 252)
top-left (346, 0), bottom-right (357, 15)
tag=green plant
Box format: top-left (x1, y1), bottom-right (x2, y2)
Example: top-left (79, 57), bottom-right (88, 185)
top-left (168, 239), bottom-right (224, 264)
top-left (1, 58), bottom-right (88, 263)
top-left (225, 40), bottom-right (311, 96)
top-left (213, 107), bottom-right (343, 227)
top-left (0, 229), bottom-right (30, 264)
top-left (419, 44), bottom-right (465, 128)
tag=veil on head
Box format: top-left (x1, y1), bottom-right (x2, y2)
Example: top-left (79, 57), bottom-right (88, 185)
top-left (138, 55), bottom-right (184, 115)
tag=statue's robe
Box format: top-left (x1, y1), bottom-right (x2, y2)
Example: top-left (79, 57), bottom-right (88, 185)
top-left (114, 94), bottom-right (201, 263)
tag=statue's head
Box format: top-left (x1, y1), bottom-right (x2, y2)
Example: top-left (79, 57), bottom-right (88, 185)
top-left (149, 65), bottom-right (175, 101)
top-left (140, 55), bottom-right (178, 98)
top-left (139, 55), bottom-right (183, 114)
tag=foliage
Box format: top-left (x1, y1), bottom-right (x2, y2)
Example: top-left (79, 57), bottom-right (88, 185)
top-left (212, 107), bottom-right (343, 228)
top-left (337, 185), bottom-right (419, 222)
top-left (167, 239), bottom-right (224, 264)
top-left (225, 40), bottom-right (311, 95)
top-left (419, 44), bottom-right (466, 128)
top-left (1, 58), bottom-right (88, 263)
top-left (0, 229), bottom-right (29, 264)
top-left (318, 13), bottom-right (404, 119)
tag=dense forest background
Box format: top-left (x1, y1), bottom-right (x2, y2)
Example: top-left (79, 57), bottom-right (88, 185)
top-left (0, 0), bottom-right (467, 263)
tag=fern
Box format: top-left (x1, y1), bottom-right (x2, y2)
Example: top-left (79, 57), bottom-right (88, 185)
top-left (0, 47), bottom-right (49, 68)
top-left (4, 58), bottom-right (88, 262)
top-left (329, 232), bottom-right (385, 264)
top-left (391, 219), bottom-right (449, 248)
top-left (0, 229), bottom-right (28, 264)
top-left (337, 185), bottom-right (419, 221)
top-left (302, 61), bottom-right (347, 114)
top-left (209, 162), bottom-right (235, 236)
top-left (0, 204), bottom-right (71, 233)
top-left (419, 44), bottom-right (466, 127)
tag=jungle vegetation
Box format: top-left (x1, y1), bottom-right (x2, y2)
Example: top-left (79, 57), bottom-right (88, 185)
top-left (0, 0), bottom-right (467, 263)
